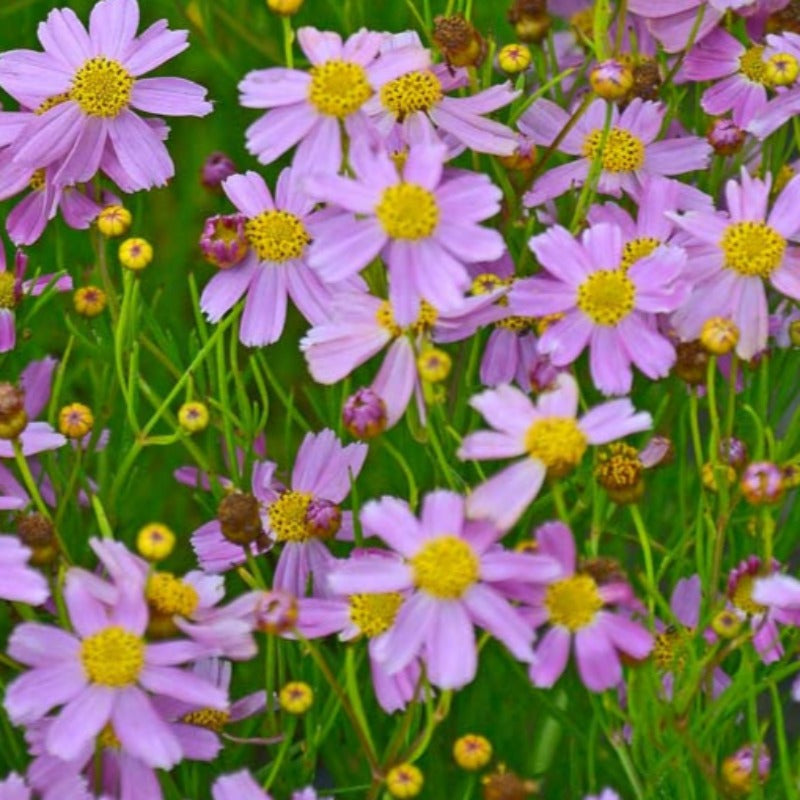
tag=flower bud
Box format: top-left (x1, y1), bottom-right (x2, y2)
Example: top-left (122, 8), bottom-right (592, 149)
top-left (454, 734), bottom-right (493, 770)
top-left (58, 403), bottom-right (93, 440)
top-left (266, 0), bottom-right (304, 15)
top-left (497, 44), bottom-right (532, 74)
top-left (508, 0), bottom-right (551, 42)
top-left (707, 118), bottom-right (746, 156)
top-left (765, 52), bottom-right (799, 86)
top-left (386, 764), bottom-right (424, 798)
top-left (217, 492), bottom-right (264, 545)
top-left (16, 513), bottom-right (59, 566)
top-left (254, 589), bottom-right (298, 634)
top-left (73, 286), bottom-right (107, 318)
top-left (718, 436), bottom-right (748, 471)
top-left (721, 745), bottom-right (770, 796)
top-left (417, 347), bottom-right (452, 383)
top-left (0, 383), bottom-right (27, 440)
top-left (432, 14), bottom-right (486, 67)
top-left (741, 461), bottom-right (784, 505)
top-left (119, 238), bottom-right (153, 272)
top-left (343, 388), bottom-right (387, 440)
top-left (673, 340), bottom-right (709, 385)
top-left (711, 609), bottom-right (743, 639)
top-left (700, 317), bottom-right (739, 355)
top-left (498, 135), bottom-right (537, 172)
top-left (137, 522), bottom-right (176, 561)
top-left (279, 681), bottom-right (313, 714)
top-left (200, 151), bottom-right (237, 191)
top-left (590, 59), bottom-right (634, 101)
top-left (199, 214), bottom-right (248, 270)
top-left (639, 435), bottom-right (674, 468)
top-left (789, 318), bottom-right (800, 346)
top-left (97, 205), bottom-right (132, 237)
top-left (178, 401), bottom-right (210, 433)
top-left (702, 462), bottom-right (736, 492)
top-left (595, 443), bottom-right (644, 505)
top-left (305, 498), bottom-right (342, 540)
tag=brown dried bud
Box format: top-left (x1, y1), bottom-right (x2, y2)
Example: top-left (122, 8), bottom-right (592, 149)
top-left (16, 513), bottom-right (59, 566)
top-left (432, 14), bottom-right (486, 67)
top-left (482, 765), bottom-right (539, 800)
top-left (631, 59), bottom-right (662, 101)
top-left (217, 492), bottom-right (264, 545)
top-left (578, 556), bottom-right (626, 585)
top-left (768, 1), bottom-right (800, 34)
top-left (595, 443), bottom-right (644, 505)
top-left (0, 383), bottom-right (27, 440)
top-left (673, 340), bottom-right (709, 386)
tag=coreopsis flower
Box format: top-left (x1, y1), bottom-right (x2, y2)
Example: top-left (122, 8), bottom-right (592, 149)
top-left (305, 139), bottom-right (504, 324)
top-left (679, 29), bottom-right (771, 127)
top-left (522, 521), bottom-right (653, 692)
top-left (0, 0), bottom-right (212, 191)
top-left (511, 222), bottom-right (688, 395)
top-left (364, 35), bottom-right (519, 156)
top-left (458, 374), bottom-right (652, 530)
top-left (238, 27), bottom-right (428, 174)
top-left (4, 569), bottom-right (227, 769)
top-left (520, 98), bottom-right (712, 207)
top-left (670, 169), bottom-right (800, 359)
top-left (328, 490), bottom-right (560, 689)
top-left (0, 536), bottom-right (49, 605)
top-left (0, 245), bottom-right (72, 353)
top-left (749, 31), bottom-right (800, 137)
top-left (200, 169), bottom-right (356, 346)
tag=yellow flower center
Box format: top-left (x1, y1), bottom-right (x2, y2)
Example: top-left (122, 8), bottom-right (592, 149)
top-left (375, 183), bottom-right (439, 240)
top-left (544, 574), bottom-right (603, 632)
top-left (28, 169), bottom-right (46, 193)
top-left (79, 626), bottom-right (145, 687)
top-left (70, 57), bottom-right (134, 118)
top-left (582, 127), bottom-right (646, 172)
top-left (307, 59), bottom-right (371, 118)
top-left (375, 300), bottom-right (438, 337)
top-left (269, 489), bottom-right (313, 542)
top-left (620, 236), bottom-right (660, 271)
top-left (738, 45), bottom-right (767, 83)
top-left (0, 273), bottom-right (17, 310)
top-left (410, 535), bottom-right (479, 599)
top-left (245, 210), bottom-right (311, 263)
top-left (181, 708), bottom-right (231, 733)
top-left (524, 417), bottom-right (588, 476)
top-left (380, 70), bottom-right (443, 118)
top-left (348, 592), bottom-right (404, 637)
top-left (97, 724), bottom-right (121, 750)
top-left (731, 574), bottom-right (766, 616)
top-left (497, 316), bottom-right (537, 332)
top-left (720, 221), bottom-right (785, 278)
top-left (653, 626), bottom-right (688, 671)
top-left (35, 93), bottom-right (70, 116)
top-left (146, 572), bottom-right (200, 617)
top-left (577, 269), bottom-right (636, 325)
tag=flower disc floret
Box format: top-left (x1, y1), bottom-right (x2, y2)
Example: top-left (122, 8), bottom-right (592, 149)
top-left (545, 574), bottom-right (603, 632)
top-left (146, 572), bottom-right (200, 617)
top-left (620, 236), bottom-right (660, 271)
top-left (731, 574), bottom-right (766, 616)
top-left (269, 490), bottom-right (314, 542)
top-left (738, 46), bottom-right (767, 83)
top-left (653, 626), bottom-right (688, 671)
top-left (0, 272), bottom-right (16, 309)
top-left (307, 59), bottom-right (371, 118)
top-left (380, 70), bottom-right (443, 117)
top-left (720, 221), bottom-right (785, 277)
top-left (79, 626), bottom-right (145, 687)
top-left (577, 269), bottom-right (636, 325)
top-left (182, 708), bottom-right (230, 732)
top-left (70, 57), bottom-right (134, 118)
top-left (525, 417), bottom-right (588, 475)
top-left (375, 184), bottom-right (440, 240)
top-left (410, 536), bottom-right (479, 599)
top-left (582, 127), bottom-right (646, 172)
top-left (245, 210), bottom-right (311, 262)
top-left (348, 592), bottom-right (404, 637)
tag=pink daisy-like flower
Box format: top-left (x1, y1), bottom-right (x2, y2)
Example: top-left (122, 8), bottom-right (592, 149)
top-left (520, 98), bottom-right (712, 207)
top-left (522, 521), bottom-right (653, 692)
top-left (458, 374), bottom-right (652, 530)
top-left (748, 32), bottom-right (800, 139)
top-left (363, 34), bottom-right (519, 156)
top-left (0, 0), bottom-right (211, 191)
top-left (0, 536), bottom-right (49, 605)
top-left (670, 168), bottom-right (800, 359)
top-left (510, 222), bottom-right (689, 395)
top-left (0, 245), bottom-right (72, 353)
top-left (4, 567), bottom-right (227, 769)
top-left (239, 27), bottom-right (428, 174)
top-left (679, 28), bottom-right (771, 127)
top-left (213, 771), bottom-right (272, 800)
top-left (199, 169), bottom-right (355, 346)
top-left (328, 490), bottom-right (560, 690)
top-left (305, 139), bottom-right (504, 324)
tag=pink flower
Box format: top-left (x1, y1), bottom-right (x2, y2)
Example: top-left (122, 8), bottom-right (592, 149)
top-left (511, 221), bottom-right (688, 395)
top-left (520, 98), bottom-right (711, 207)
top-left (305, 139), bottom-right (504, 324)
top-left (328, 490), bottom-right (560, 689)
top-left (0, 536), bottom-right (49, 605)
top-left (0, 772), bottom-right (91, 800)
top-left (458, 374), bottom-right (652, 530)
top-left (239, 27), bottom-right (428, 174)
top-left (213, 771), bottom-right (272, 800)
top-left (0, 0), bottom-right (211, 191)
top-left (524, 521), bottom-right (653, 692)
top-left (670, 168), bottom-right (800, 359)
top-left (749, 32), bottom-right (800, 139)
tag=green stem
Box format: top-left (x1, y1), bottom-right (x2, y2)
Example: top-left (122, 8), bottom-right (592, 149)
top-left (629, 504), bottom-right (655, 615)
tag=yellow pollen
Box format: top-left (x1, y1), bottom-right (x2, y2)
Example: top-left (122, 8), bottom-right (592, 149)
top-left (308, 59), bottom-right (371, 118)
top-left (577, 269), bottom-right (636, 326)
top-left (653, 626), bottom-right (688, 671)
top-left (375, 183), bottom-right (439, 240)
top-left (471, 273), bottom-right (509, 295)
top-left (35, 93), bottom-right (70, 115)
top-left (245, 210), bottom-right (310, 262)
top-left (269, 490), bottom-right (313, 542)
top-left (720, 221), bottom-right (785, 278)
top-left (380, 70), bottom-right (443, 118)
top-left (582, 127), bottom-right (646, 172)
top-left (731, 574), bottom-right (766, 616)
top-left (146, 572), bottom-right (200, 617)
top-left (620, 236), bottom-right (660, 271)
top-left (80, 626), bottom-right (145, 687)
top-left (349, 592), bottom-right (404, 637)
top-left (544, 574), bottom-right (603, 632)
top-left (524, 417), bottom-right (587, 476)
top-left (70, 57), bottom-right (134, 118)
top-left (181, 708), bottom-right (231, 733)
top-left (410, 535), bottom-right (479, 599)
top-left (28, 169), bottom-right (46, 193)
top-left (738, 45), bottom-right (767, 83)
top-left (0, 272), bottom-right (17, 310)
top-left (375, 300), bottom-right (438, 337)
top-left (497, 316), bottom-right (536, 332)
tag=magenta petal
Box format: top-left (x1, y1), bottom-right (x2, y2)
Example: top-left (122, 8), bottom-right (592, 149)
top-left (373, 591), bottom-right (437, 675)
top-left (371, 337), bottom-right (416, 428)
top-left (240, 264), bottom-right (288, 346)
top-left (200, 255), bottom-right (258, 323)
top-left (107, 110), bottom-right (174, 190)
top-left (5, 661), bottom-right (86, 724)
top-left (529, 626), bottom-right (571, 687)
top-left (131, 77), bottom-right (211, 116)
top-left (139, 665), bottom-right (227, 709)
top-left (112, 687), bottom-right (182, 769)
top-left (574, 625), bottom-right (622, 691)
top-left (463, 583), bottom-right (534, 662)
top-left (45, 684), bottom-right (114, 761)
top-left (213, 770), bottom-right (269, 800)
top-left (359, 494), bottom-right (426, 556)
top-left (424, 602), bottom-right (477, 689)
